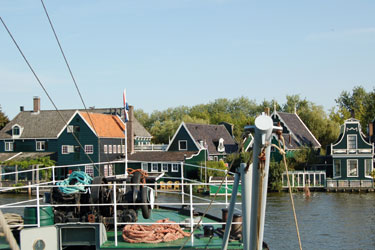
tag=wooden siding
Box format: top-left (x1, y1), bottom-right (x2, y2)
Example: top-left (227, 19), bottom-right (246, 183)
top-left (168, 125), bottom-right (199, 152)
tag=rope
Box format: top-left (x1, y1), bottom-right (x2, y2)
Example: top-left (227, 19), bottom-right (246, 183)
top-left (57, 171), bottom-right (93, 194)
top-left (178, 133), bottom-right (248, 250)
top-left (0, 210), bottom-right (20, 250)
top-left (127, 168), bottom-right (148, 186)
top-left (122, 218), bottom-right (190, 243)
top-left (2, 214), bottom-right (23, 231)
top-left (272, 132), bottom-right (303, 250)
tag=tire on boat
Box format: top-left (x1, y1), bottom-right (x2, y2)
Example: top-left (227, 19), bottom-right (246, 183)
top-left (131, 172), bottom-right (142, 203)
top-left (141, 186), bottom-right (151, 219)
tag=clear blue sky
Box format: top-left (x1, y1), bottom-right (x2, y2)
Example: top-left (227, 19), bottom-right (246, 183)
top-left (1, 0), bottom-right (374, 119)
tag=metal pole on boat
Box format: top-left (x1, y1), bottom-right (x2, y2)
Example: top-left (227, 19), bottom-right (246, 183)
top-left (222, 172), bottom-right (240, 250)
top-left (189, 184), bottom-right (194, 245)
top-left (244, 113), bottom-right (280, 250)
top-left (181, 162), bottom-right (185, 205)
top-left (113, 183), bottom-right (118, 246)
top-left (37, 185), bottom-right (40, 228)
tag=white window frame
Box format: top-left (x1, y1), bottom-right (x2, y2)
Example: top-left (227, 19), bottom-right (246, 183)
top-left (172, 163), bottom-right (179, 172)
top-left (151, 163), bottom-right (158, 172)
top-left (347, 159), bottom-right (358, 177)
top-left (117, 145), bottom-right (121, 154)
top-left (104, 145), bottom-right (108, 154)
top-left (62, 145), bottom-right (69, 154)
top-left (365, 159), bottom-right (373, 178)
top-left (5, 142), bottom-right (14, 152)
top-left (85, 165), bottom-right (94, 177)
top-left (108, 164), bottom-right (113, 176)
top-left (214, 156), bottom-right (219, 161)
top-left (108, 145), bottom-right (112, 154)
top-left (36, 141), bottom-right (45, 151)
top-left (104, 165), bottom-right (108, 177)
top-left (162, 163), bottom-right (169, 172)
top-left (142, 162), bottom-right (148, 172)
top-left (347, 135), bottom-right (357, 150)
top-left (85, 145), bottom-right (94, 154)
top-left (113, 145), bottom-right (117, 154)
top-left (12, 126), bottom-right (20, 136)
top-left (122, 145), bottom-right (125, 154)
top-left (67, 125), bottom-right (74, 133)
top-left (333, 159), bottom-right (341, 178)
top-left (178, 140), bottom-right (188, 151)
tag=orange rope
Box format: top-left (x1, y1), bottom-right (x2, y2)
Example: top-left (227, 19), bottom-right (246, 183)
top-left (127, 168), bottom-right (149, 186)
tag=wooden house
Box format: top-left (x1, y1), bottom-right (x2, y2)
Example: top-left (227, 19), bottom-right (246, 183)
top-left (330, 118), bottom-right (373, 182)
top-left (270, 109), bottom-right (321, 160)
top-left (166, 122), bottom-right (238, 161)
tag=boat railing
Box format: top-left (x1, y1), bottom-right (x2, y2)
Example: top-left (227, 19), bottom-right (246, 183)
top-left (0, 162), bottom-right (238, 247)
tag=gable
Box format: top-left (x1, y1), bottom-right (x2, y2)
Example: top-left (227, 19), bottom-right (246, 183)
top-left (167, 123), bottom-right (200, 152)
top-left (332, 119), bottom-right (372, 151)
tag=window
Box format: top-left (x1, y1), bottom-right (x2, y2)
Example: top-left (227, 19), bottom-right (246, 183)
top-left (347, 135), bottom-right (357, 149)
top-left (347, 159), bottom-right (358, 177)
top-left (365, 159), bottom-right (372, 177)
top-left (104, 145), bottom-right (108, 154)
top-left (152, 163), bottom-right (158, 172)
top-left (214, 156), bottom-right (219, 161)
top-left (113, 145), bottom-right (117, 154)
top-left (142, 162), bottom-right (148, 172)
top-left (122, 145), bottom-right (125, 154)
top-left (67, 125), bottom-right (74, 133)
top-left (85, 165), bottom-right (94, 177)
top-left (85, 145), bottom-right (94, 154)
top-left (104, 165), bottom-right (108, 177)
top-left (36, 141), bottom-right (45, 151)
top-left (178, 140), bottom-right (187, 151)
top-left (13, 126), bottom-right (20, 136)
top-left (118, 145), bottom-right (121, 154)
top-left (5, 142), bottom-right (13, 152)
top-left (108, 145), bottom-right (112, 154)
top-left (172, 163), bottom-right (179, 172)
top-left (162, 163), bottom-right (168, 172)
top-left (108, 164), bottom-right (113, 176)
top-left (334, 159), bottom-right (341, 178)
top-left (62, 145), bottom-right (69, 154)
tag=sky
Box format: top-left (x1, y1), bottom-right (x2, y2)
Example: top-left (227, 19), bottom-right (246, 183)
top-left (1, 0), bottom-right (375, 120)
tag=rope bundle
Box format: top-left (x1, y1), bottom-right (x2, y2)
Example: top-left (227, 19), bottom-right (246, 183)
top-left (122, 218), bottom-right (190, 244)
top-left (57, 171), bottom-right (93, 194)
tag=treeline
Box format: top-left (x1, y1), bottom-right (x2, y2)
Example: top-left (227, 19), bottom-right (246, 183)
top-left (135, 86), bottom-right (375, 149)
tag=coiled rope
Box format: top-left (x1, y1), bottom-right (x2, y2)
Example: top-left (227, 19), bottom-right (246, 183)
top-left (122, 218), bottom-right (190, 243)
top-left (57, 171), bottom-right (93, 194)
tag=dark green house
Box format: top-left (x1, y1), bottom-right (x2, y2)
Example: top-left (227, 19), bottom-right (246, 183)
top-left (270, 109), bottom-right (321, 161)
top-left (0, 97), bottom-right (128, 179)
top-left (330, 118), bottom-right (373, 181)
top-left (166, 122), bottom-right (238, 161)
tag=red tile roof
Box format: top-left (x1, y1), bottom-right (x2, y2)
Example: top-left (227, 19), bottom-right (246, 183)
top-left (80, 112), bottom-right (125, 138)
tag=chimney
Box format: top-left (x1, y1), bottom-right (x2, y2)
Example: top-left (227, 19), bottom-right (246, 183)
top-left (127, 105), bottom-right (135, 154)
top-left (33, 96), bottom-right (40, 113)
top-left (20, 106), bottom-right (24, 112)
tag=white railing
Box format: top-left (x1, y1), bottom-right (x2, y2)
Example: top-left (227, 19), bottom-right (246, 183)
top-left (0, 161), bottom-right (237, 247)
top-left (282, 171), bottom-right (326, 188)
top-left (134, 144), bottom-right (168, 151)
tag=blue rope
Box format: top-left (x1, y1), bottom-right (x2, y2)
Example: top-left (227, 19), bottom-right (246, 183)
top-left (57, 171), bottom-right (93, 194)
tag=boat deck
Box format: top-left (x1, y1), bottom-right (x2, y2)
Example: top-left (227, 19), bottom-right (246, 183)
top-left (100, 208), bottom-right (243, 249)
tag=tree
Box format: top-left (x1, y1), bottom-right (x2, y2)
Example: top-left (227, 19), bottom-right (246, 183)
top-left (335, 86), bottom-right (371, 130)
top-left (0, 105), bottom-right (9, 130)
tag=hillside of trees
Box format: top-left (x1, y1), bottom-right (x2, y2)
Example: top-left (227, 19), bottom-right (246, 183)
top-left (135, 86), bottom-right (375, 150)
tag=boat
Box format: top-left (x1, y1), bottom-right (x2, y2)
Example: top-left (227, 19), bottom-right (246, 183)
top-left (0, 112), bottom-right (284, 250)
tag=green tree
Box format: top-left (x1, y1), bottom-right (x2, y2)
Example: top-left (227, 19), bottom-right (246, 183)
top-left (0, 105), bottom-right (9, 130)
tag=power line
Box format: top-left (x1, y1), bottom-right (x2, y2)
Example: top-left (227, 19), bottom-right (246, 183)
top-left (0, 16), bottom-right (95, 166)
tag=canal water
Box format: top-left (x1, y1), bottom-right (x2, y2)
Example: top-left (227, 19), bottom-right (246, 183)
top-left (1, 192), bottom-right (374, 249)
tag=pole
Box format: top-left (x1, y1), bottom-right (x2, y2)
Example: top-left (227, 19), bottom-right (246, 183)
top-left (222, 172), bottom-right (240, 250)
top-left (244, 113), bottom-right (279, 250)
top-left (125, 122), bottom-right (128, 177)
